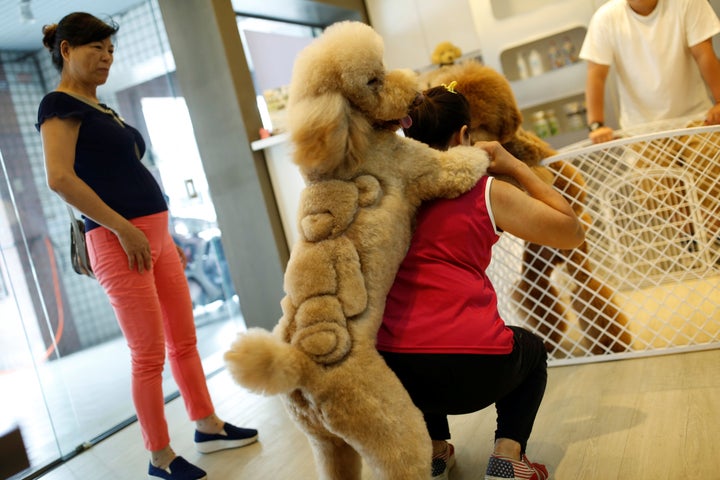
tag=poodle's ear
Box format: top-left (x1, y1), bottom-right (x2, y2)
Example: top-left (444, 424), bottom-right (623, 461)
top-left (493, 94), bottom-right (523, 144)
top-left (435, 62), bottom-right (523, 144)
top-left (289, 92), bottom-right (370, 176)
top-left (502, 128), bottom-right (557, 166)
top-left (466, 67), bottom-right (523, 144)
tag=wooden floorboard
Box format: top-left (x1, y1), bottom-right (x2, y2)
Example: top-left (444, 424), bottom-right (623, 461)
top-left (38, 348), bottom-right (720, 479)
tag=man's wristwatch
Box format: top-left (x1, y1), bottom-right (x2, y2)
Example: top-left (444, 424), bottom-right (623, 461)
top-left (588, 121), bottom-right (604, 132)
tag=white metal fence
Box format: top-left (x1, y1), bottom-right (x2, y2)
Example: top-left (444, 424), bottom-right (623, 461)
top-left (487, 118), bottom-right (720, 365)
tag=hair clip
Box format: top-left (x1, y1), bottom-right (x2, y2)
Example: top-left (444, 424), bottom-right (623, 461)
top-left (441, 81), bottom-right (458, 93)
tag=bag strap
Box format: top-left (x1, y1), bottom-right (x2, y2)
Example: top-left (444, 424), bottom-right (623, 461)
top-left (61, 91), bottom-right (141, 161)
top-left (66, 204), bottom-right (82, 234)
top-left (66, 203), bottom-right (76, 220)
top-left (66, 204), bottom-right (95, 278)
top-left (62, 91), bottom-right (125, 127)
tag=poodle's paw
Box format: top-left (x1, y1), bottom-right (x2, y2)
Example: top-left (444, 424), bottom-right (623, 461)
top-left (454, 145), bottom-right (491, 177)
top-left (433, 146), bottom-right (490, 198)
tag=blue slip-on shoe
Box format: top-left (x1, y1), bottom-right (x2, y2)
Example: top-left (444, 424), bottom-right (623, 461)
top-left (148, 456), bottom-right (207, 480)
top-left (194, 422), bottom-right (258, 454)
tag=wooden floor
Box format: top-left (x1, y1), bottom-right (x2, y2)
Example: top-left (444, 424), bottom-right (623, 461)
top-left (39, 348), bottom-right (720, 480)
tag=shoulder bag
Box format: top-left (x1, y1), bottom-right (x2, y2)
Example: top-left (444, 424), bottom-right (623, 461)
top-left (67, 205), bottom-right (95, 278)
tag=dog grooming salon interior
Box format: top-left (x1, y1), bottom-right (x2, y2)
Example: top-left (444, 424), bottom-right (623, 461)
top-left (1, 1), bottom-right (719, 479)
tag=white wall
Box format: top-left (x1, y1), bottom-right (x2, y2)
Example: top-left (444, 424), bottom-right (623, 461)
top-left (365, 0), bottom-right (482, 71)
top-left (366, 0), bottom-right (720, 144)
top-left (367, 0), bottom-right (600, 145)
top-left (369, 0), bottom-right (720, 73)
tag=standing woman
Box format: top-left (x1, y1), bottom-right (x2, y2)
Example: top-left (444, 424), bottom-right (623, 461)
top-left (36, 12), bottom-right (257, 480)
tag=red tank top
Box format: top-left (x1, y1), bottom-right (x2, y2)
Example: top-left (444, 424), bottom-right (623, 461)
top-left (377, 176), bottom-right (514, 354)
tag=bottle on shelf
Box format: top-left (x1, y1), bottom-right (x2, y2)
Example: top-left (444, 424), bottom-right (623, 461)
top-left (546, 109), bottom-right (560, 135)
top-left (561, 36), bottom-right (578, 65)
top-left (516, 52), bottom-right (529, 80)
top-left (531, 111), bottom-right (551, 138)
top-left (547, 42), bottom-right (563, 70)
top-left (528, 48), bottom-right (544, 77)
top-left (563, 101), bottom-right (586, 131)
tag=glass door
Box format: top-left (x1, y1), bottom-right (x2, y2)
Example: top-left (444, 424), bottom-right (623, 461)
top-left (0, 2), bottom-right (246, 478)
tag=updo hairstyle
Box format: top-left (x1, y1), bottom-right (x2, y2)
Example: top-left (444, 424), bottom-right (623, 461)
top-left (403, 84), bottom-right (471, 151)
top-left (42, 12), bottom-right (119, 72)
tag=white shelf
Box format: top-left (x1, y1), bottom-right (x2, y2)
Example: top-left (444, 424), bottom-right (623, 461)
top-left (500, 26), bottom-right (586, 82)
top-left (469, 0), bottom-right (596, 74)
top-left (251, 132), bottom-right (289, 152)
top-left (466, 0), bottom-right (604, 147)
top-left (490, 0), bottom-right (566, 20)
top-left (511, 62), bottom-right (586, 109)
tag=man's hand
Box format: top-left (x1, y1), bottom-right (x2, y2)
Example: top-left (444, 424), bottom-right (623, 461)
top-left (589, 125), bottom-right (614, 144)
top-left (705, 103), bottom-right (720, 125)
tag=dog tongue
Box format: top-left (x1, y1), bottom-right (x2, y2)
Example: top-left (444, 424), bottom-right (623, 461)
top-left (400, 115), bottom-right (412, 129)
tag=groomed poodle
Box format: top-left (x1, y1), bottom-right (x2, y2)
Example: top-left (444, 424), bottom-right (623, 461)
top-left (224, 22), bottom-right (490, 479)
top-left (432, 61), bottom-right (632, 356)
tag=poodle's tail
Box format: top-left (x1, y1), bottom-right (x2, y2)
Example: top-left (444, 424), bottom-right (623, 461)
top-left (224, 328), bottom-right (315, 395)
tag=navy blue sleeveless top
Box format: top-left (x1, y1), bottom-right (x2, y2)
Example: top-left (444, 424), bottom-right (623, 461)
top-left (36, 91), bottom-right (167, 231)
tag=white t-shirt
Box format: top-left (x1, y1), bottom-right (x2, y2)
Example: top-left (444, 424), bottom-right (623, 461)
top-left (580, 0), bottom-right (720, 128)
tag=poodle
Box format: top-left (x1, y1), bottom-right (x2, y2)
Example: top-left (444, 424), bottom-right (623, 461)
top-left (432, 61), bottom-right (632, 356)
top-left (224, 22), bottom-right (490, 479)
top-left (417, 41), bottom-right (464, 90)
top-left (431, 41), bottom-right (462, 66)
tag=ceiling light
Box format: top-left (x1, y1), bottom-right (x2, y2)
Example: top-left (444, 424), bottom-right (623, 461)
top-left (20, 0), bottom-right (35, 24)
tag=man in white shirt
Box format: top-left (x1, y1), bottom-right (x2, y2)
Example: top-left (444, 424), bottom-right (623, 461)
top-left (580, 0), bottom-right (720, 143)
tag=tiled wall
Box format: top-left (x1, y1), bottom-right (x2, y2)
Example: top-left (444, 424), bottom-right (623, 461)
top-left (1, 50), bottom-right (84, 357)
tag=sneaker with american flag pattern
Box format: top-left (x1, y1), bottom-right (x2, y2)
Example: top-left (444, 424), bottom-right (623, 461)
top-left (484, 453), bottom-right (548, 480)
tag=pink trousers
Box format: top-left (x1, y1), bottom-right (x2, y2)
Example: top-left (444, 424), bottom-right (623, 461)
top-left (86, 211), bottom-right (214, 451)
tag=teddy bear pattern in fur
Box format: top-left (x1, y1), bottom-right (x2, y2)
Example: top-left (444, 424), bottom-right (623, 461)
top-left (224, 22), bottom-right (490, 480)
top-left (432, 61), bottom-right (632, 356)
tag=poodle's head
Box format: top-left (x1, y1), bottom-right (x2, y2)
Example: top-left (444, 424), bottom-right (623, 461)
top-left (432, 61), bottom-right (522, 145)
top-left (287, 21), bottom-right (419, 178)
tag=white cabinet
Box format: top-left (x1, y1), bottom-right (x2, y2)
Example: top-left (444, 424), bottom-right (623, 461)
top-left (251, 134), bottom-right (304, 249)
top-left (469, 0), bottom-right (596, 95)
top-left (367, 0), bottom-right (607, 148)
top-left (469, 0), bottom-right (605, 147)
top-left (365, 0), bottom-right (482, 71)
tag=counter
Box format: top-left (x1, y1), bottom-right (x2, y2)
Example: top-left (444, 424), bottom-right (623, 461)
top-left (251, 133), bottom-right (304, 249)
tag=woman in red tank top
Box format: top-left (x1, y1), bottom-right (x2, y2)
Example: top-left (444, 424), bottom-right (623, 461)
top-left (378, 83), bottom-right (584, 480)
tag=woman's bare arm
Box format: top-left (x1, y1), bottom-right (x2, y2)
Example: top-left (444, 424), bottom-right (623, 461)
top-left (41, 116), bottom-right (152, 272)
top-left (477, 141), bottom-right (585, 250)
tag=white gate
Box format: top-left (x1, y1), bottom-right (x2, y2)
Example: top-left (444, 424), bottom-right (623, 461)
top-left (487, 118), bottom-right (720, 365)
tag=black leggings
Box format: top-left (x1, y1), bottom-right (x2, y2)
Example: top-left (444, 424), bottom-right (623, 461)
top-left (380, 326), bottom-right (547, 454)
